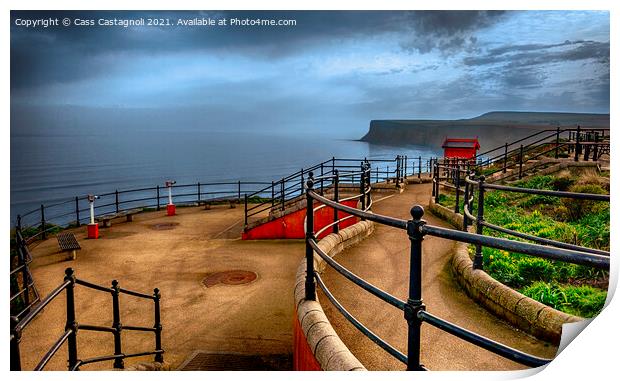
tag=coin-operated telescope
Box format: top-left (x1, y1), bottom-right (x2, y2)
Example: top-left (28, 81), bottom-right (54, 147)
top-left (165, 180), bottom-right (176, 216)
top-left (87, 194), bottom-right (100, 239)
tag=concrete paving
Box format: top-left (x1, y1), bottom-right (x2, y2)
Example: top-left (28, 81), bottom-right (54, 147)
top-left (319, 182), bottom-right (559, 370)
top-left (22, 204), bottom-right (302, 370)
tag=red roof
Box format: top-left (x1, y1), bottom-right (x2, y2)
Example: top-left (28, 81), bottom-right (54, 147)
top-left (441, 138), bottom-right (480, 149)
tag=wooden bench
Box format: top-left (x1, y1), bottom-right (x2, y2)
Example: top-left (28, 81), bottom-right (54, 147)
top-left (197, 198), bottom-right (238, 210)
top-left (96, 208), bottom-right (142, 228)
top-left (57, 232), bottom-right (81, 260)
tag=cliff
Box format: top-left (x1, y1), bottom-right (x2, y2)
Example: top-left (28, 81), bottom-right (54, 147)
top-left (360, 112), bottom-right (609, 151)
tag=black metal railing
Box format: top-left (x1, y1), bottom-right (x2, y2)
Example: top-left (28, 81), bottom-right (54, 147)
top-left (14, 156), bottom-right (439, 245)
top-left (10, 267), bottom-right (163, 371)
top-left (473, 126), bottom-right (609, 171)
top-left (10, 229), bottom-right (40, 320)
top-left (242, 156), bottom-right (436, 226)
top-left (303, 172), bottom-right (610, 370)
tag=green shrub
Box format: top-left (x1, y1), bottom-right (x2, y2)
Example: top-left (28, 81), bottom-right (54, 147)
top-left (550, 176), bottom-right (575, 191)
top-left (565, 184), bottom-right (608, 222)
top-left (521, 282), bottom-right (567, 310)
top-left (562, 285), bottom-right (607, 318)
top-left (517, 257), bottom-right (556, 284)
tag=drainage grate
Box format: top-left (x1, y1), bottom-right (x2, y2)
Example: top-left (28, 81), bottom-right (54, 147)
top-left (149, 222), bottom-right (179, 230)
top-left (178, 351), bottom-right (292, 371)
top-left (202, 270), bottom-right (257, 287)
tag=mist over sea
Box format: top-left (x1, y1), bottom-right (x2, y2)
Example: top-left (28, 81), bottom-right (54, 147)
top-left (10, 129), bottom-right (440, 222)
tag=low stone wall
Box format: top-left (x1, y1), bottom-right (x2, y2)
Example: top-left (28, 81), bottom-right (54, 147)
top-left (428, 198), bottom-right (582, 344)
top-left (125, 361), bottom-right (171, 371)
top-left (293, 221), bottom-right (374, 371)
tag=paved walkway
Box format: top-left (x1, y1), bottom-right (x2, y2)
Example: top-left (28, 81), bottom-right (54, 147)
top-left (24, 205), bottom-right (302, 370)
top-left (320, 183), bottom-right (559, 370)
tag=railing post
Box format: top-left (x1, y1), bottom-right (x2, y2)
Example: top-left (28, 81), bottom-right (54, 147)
top-left (64, 268), bottom-right (78, 370)
top-left (395, 156), bottom-right (401, 186)
top-left (473, 176), bottom-right (485, 270)
top-left (75, 197), bottom-right (81, 227)
top-left (404, 155), bottom-right (408, 179)
top-left (431, 163), bottom-right (436, 198)
top-left (375, 167), bottom-right (379, 183)
top-left (405, 206), bottom-right (426, 371)
top-left (300, 169), bottom-right (305, 196)
top-left (153, 288), bottom-right (164, 363)
top-left (555, 127), bottom-right (560, 159)
top-left (575, 125), bottom-right (581, 162)
top-left (305, 174), bottom-right (316, 301)
top-left (584, 142), bottom-right (590, 162)
top-left (333, 170), bottom-right (340, 234)
top-left (271, 181), bottom-right (275, 207)
top-left (454, 165), bottom-right (461, 214)
top-left (115, 190), bottom-right (119, 213)
top-left (365, 162), bottom-right (371, 208)
top-left (280, 179), bottom-right (285, 211)
top-left (11, 316), bottom-right (21, 371)
top-left (593, 133), bottom-right (599, 160)
top-left (238, 180), bottom-right (241, 203)
top-left (462, 172), bottom-right (470, 232)
top-left (111, 280), bottom-right (124, 369)
top-left (434, 162), bottom-right (440, 204)
top-left (320, 162), bottom-right (324, 195)
top-left (518, 144), bottom-right (524, 179)
top-left (417, 156), bottom-right (421, 179)
top-left (40, 204), bottom-right (46, 240)
top-left (19, 244), bottom-right (30, 313)
top-left (503, 143), bottom-right (508, 173)
top-left (359, 162), bottom-right (366, 217)
top-left (197, 182), bottom-right (201, 201)
top-left (156, 185), bottom-right (160, 211)
top-left (244, 194), bottom-right (248, 226)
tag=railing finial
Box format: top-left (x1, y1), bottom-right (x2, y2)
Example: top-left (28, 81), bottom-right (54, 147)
top-left (410, 205), bottom-right (424, 221)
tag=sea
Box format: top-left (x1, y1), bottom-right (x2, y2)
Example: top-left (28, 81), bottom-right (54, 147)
top-left (10, 130), bottom-right (441, 227)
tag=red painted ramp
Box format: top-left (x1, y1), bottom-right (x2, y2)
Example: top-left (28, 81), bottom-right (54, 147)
top-left (242, 200), bottom-right (359, 240)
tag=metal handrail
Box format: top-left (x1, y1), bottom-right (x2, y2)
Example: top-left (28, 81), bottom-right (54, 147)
top-left (304, 169), bottom-right (608, 369)
top-left (10, 268), bottom-right (163, 371)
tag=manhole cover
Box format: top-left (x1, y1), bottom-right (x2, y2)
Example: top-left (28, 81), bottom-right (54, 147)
top-left (149, 222), bottom-right (179, 230)
top-left (178, 351), bottom-right (291, 371)
top-left (202, 270), bottom-right (257, 288)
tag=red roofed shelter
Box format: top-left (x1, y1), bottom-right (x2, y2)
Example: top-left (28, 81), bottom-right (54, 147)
top-left (442, 138), bottom-right (480, 159)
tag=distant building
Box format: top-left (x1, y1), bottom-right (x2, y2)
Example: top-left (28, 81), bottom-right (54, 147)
top-left (442, 138), bottom-right (480, 159)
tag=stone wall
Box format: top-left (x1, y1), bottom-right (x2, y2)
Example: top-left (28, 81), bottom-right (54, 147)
top-left (428, 197), bottom-right (582, 344)
top-left (293, 221), bottom-right (374, 370)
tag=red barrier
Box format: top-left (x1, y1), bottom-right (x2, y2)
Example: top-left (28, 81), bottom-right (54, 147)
top-left (242, 200), bottom-right (359, 240)
top-left (293, 307), bottom-right (321, 371)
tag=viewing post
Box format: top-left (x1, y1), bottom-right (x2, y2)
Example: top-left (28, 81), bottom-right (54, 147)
top-left (87, 194), bottom-right (99, 239)
top-left (166, 180), bottom-right (176, 216)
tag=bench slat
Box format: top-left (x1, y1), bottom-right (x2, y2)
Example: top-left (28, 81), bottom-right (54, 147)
top-left (57, 232), bottom-right (81, 251)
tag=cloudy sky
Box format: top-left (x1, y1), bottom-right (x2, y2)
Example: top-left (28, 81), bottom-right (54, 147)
top-left (10, 10), bottom-right (610, 138)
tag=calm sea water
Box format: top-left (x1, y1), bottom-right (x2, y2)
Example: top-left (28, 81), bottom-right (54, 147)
top-left (10, 130), bottom-right (441, 225)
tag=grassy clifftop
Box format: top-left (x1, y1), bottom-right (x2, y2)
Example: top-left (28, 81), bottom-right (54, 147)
top-left (360, 111), bottom-right (609, 151)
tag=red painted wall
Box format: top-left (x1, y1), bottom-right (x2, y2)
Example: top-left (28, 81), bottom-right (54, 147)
top-left (444, 147), bottom-right (477, 159)
top-left (242, 200), bottom-right (359, 240)
top-left (293, 307), bottom-right (321, 371)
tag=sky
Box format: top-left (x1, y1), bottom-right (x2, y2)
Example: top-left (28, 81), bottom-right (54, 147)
top-left (10, 10), bottom-right (610, 138)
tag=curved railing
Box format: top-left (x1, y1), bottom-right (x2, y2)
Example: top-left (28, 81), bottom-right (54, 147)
top-left (10, 267), bottom-right (163, 371)
top-left (302, 171), bottom-right (609, 370)
top-left (14, 155), bottom-right (439, 245)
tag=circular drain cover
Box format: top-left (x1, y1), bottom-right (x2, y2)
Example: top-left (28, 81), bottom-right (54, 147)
top-left (150, 222), bottom-right (179, 230)
top-left (203, 270), bottom-right (257, 288)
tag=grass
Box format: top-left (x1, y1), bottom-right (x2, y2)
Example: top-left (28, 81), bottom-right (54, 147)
top-left (439, 172), bottom-right (609, 318)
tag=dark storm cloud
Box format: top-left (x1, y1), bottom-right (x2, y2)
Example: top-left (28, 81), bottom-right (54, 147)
top-left (10, 10), bottom-right (407, 90)
top-left (463, 40), bottom-right (610, 67)
top-left (400, 11), bottom-right (506, 53)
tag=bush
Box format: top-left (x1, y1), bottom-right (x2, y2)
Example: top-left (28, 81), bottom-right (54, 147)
top-left (562, 285), bottom-right (607, 318)
top-left (517, 257), bottom-right (556, 284)
top-left (550, 176), bottom-right (575, 191)
top-left (521, 282), bottom-right (567, 310)
top-left (565, 184), bottom-right (608, 222)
